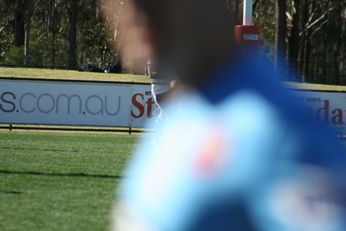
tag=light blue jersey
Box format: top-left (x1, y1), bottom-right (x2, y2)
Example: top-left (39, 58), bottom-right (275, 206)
top-left (114, 53), bottom-right (346, 231)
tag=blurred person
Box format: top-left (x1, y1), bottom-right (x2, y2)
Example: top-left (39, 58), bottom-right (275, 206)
top-left (146, 59), bottom-right (176, 121)
top-left (111, 0), bottom-right (346, 231)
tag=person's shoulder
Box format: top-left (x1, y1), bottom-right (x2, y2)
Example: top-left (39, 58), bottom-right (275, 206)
top-left (218, 90), bottom-right (287, 153)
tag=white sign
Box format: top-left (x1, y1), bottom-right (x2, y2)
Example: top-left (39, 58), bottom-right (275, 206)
top-left (0, 78), bottom-right (155, 128)
top-left (294, 90), bottom-right (346, 136)
top-left (1, 78), bottom-right (345, 134)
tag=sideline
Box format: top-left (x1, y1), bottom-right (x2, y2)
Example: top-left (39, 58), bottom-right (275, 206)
top-left (0, 124), bottom-right (148, 134)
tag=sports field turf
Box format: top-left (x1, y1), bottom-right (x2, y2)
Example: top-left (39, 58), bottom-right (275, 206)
top-left (1, 66), bottom-right (346, 91)
top-left (0, 130), bottom-right (139, 231)
top-left (0, 130), bottom-right (345, 231)
top-left (0, 67), bottom-right (149, 83)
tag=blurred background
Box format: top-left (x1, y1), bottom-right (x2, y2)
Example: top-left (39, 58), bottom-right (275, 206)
top-left (0, 0), bottom-right (345, 83)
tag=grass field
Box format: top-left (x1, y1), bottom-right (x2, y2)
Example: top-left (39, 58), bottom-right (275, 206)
top-left (1, 66), bottom-right (346, 91)
top-left (287, 81), bottom-right (346, 92)
top-left (0, 130), bottom-right (345, 231)
top-left (0, 67), bottom-right (149, 83)
top-left (0, 130), bottom-right (139, 231)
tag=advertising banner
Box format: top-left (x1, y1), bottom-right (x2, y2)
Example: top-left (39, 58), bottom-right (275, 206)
top-left (294, 90), bottom-right (346, 136)
top-left (0, 78), bottom-right (155, 128)
top-left (0, 78), bottom-right (345, 134)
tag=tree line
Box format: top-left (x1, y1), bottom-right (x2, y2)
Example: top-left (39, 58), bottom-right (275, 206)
top-left (253, 0), bottom-right (345, 84)
top-left (0, 0), bottom-right (345, 84)
top-left (0, 0), bottom-right (118, 70)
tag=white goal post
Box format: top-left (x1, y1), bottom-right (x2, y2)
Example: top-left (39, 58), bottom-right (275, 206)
top-left (243, 0), bottom-right (253, 25)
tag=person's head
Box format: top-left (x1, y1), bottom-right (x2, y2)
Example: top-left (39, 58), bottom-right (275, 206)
top-left (131, 0), bottom-right (237, 85)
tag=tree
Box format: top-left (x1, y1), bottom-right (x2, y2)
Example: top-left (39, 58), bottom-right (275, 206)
top-left (0, 0), bottom-right (16, 61)
top-left (0, 0), bottom-right (344, 83)
top-left (24, 0), bottom-right (33, 65)
top-left (14, 0), bottom-right (27, 47)
top-left (298, 0), bottom-right (308, 81)
top-left (287, 0), bottom-right (301, 81)
top-left (68, 0), bottom-right (78, 69)
top-left (274, 0), bottom-right (287, 74)
top-left (227, 0), bottom-right (242, 24)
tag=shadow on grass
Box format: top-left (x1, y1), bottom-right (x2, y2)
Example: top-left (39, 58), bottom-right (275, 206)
top-left (0, 169), bottom-right (123, 180)
top-left (0, 146), bottom-right (78, 153)
top-left (0, 189), bottom-right (24, 195)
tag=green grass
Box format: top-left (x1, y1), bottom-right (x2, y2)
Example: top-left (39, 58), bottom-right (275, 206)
top-left (287, 81), bottom-right (346, 92)
top-left (0, 67), bottom-right (149, 83)
top-left (1, 67), bottom-right (346, 91)
top-left (0, 130), bottom-right (139, 231)
top-left (0, 130), bottom-right (345, 231)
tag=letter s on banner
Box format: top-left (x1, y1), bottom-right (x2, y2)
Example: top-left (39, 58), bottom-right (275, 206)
top-left (130, 84), bottom-right (156, 128)
top-left (0, 91), bottom-right (16, 113)
top-left (131, 93), bottom-right (145, 119)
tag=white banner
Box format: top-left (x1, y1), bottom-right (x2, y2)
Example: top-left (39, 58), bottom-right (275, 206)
top-left (294, 90), bottom-right (346, 136)
top-left (0, 78), bottom-right (345, 134)
top-left (0, 78), bottom-right (155, 128)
